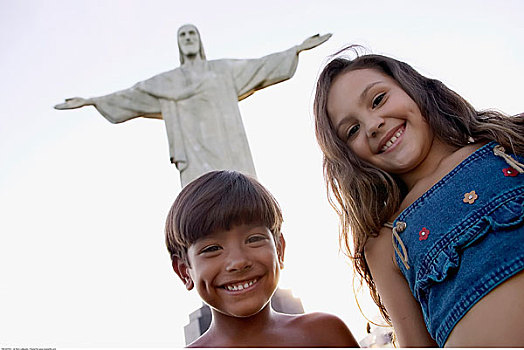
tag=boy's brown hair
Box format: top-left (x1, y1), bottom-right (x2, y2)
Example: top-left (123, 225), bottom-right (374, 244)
top-left (165, 170), bottom-right (283, 264)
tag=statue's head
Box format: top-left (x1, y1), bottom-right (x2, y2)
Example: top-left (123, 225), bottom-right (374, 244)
top-left (177, 24), bottom-right (206, 64)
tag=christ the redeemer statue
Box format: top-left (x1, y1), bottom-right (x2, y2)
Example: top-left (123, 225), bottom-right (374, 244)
top-left (55, 24), bottom-right (331, 187)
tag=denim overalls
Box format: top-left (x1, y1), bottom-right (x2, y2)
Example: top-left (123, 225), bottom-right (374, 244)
top-left (391, 142), bottom-right (524, 346)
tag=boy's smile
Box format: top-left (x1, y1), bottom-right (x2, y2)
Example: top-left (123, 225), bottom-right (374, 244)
top-left (220, 277), bottom-right (258, 292)
top-left (184, 223), bottom-right (284, 318)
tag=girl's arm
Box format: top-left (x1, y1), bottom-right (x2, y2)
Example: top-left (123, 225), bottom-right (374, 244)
top-left (365, 227), bottom-right (437, 347)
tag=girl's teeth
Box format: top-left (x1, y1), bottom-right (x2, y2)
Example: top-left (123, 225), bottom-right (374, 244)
top-left (381, 128), bottom-right (404, 152)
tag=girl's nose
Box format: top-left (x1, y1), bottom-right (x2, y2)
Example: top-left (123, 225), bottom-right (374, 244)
top-left (225, 249), bottom-right (253, 272)
top-left (365, 115), bottom-right (385, 138)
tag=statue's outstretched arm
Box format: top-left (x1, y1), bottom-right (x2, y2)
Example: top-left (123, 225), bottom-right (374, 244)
top-left (54, 97), bottom-right (94, 110)
top-left (54, 87), bottom-right (161, 124)
top-left (296, 33), bottom-right (332, 53)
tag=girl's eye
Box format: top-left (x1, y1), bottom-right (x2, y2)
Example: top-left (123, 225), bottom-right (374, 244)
top-left (372, 93), bottom-right (385, 109)
top-left (346, 124), bottom-right (360, 139)
top-left (201, 245), bottom-right (221, 254)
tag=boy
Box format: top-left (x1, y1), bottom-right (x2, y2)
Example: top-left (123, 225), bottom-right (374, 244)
top-left (165, 170), bottom-right (359, 347)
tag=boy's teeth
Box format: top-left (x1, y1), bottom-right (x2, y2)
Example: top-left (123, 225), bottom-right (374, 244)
top-left (225, 279), bottom-right (257, 291)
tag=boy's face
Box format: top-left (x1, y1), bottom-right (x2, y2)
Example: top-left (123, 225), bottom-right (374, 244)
top-left (176, 223), bottom-right (284, 318)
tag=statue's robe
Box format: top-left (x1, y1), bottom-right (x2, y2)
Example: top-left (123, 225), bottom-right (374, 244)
top-left (91, 47), bottom-right (299, 187)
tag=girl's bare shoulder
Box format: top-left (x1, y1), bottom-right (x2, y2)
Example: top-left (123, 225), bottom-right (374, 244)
top-left (364, 226), bottom-right (396, 270)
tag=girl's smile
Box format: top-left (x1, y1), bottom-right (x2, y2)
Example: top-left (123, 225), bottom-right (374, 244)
top-left (379, 123), bottom-right (405, 153)
top-left (326, 68), bottom-right (435, 180)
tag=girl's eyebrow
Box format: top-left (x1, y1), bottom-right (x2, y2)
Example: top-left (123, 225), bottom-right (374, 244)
top-left (359, 81), bottom-right (382, 104)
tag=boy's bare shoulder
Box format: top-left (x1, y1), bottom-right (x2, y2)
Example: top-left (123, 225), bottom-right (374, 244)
top-left (285, 312), bottom-right (359, 347)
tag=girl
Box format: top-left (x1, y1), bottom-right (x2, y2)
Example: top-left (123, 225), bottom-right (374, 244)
top-left (313, 48), bottom-right (524, 347)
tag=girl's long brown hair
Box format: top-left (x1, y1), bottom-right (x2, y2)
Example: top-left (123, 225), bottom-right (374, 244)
top-left (313, 47), bottom-right (524, 323)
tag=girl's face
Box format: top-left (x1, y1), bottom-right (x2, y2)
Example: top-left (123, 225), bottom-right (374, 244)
top-left (327, 68), bottom-right (434, 176)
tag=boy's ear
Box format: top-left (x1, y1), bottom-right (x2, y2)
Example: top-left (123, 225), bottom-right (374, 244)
top-left (172, 257), bottom-right (194, 290)
top-left (277, 233), bottom-right (286, 269)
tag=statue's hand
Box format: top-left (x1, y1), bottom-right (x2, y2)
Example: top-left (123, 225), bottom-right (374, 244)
top-left (54, 97), bottom-right (91, 110)
top-left (297, 33), bottom-right (332, 53)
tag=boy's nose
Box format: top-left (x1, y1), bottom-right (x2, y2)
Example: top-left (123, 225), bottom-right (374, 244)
top-left (225, 250), bottom-right (253, 272)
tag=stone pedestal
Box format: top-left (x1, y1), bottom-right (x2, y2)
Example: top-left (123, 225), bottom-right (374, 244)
top-left (270, 287), bottom-right (304, 314)
top-left (183, 303), bottom-right (212, 346)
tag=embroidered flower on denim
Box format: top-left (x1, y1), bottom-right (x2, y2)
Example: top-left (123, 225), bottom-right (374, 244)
top-left (502, 167), bottom-right (519, 177)
top-left (419, 227), bottom-right (430, 241)
top-left (463, 190), bottom-right (478, 204)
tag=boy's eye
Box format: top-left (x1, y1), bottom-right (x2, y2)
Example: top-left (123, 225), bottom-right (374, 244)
top-left (246, 235), bottom-right (268, 244)
top-left (200, 245), bottom-right (221, 254)
top-left (346, 124), bottom-right (360, 140)
top-left (372, 92), bottom-right (385, 109)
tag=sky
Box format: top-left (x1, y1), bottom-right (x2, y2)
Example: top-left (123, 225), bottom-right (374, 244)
top-left (0, 0), bottom-right (523, 347)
